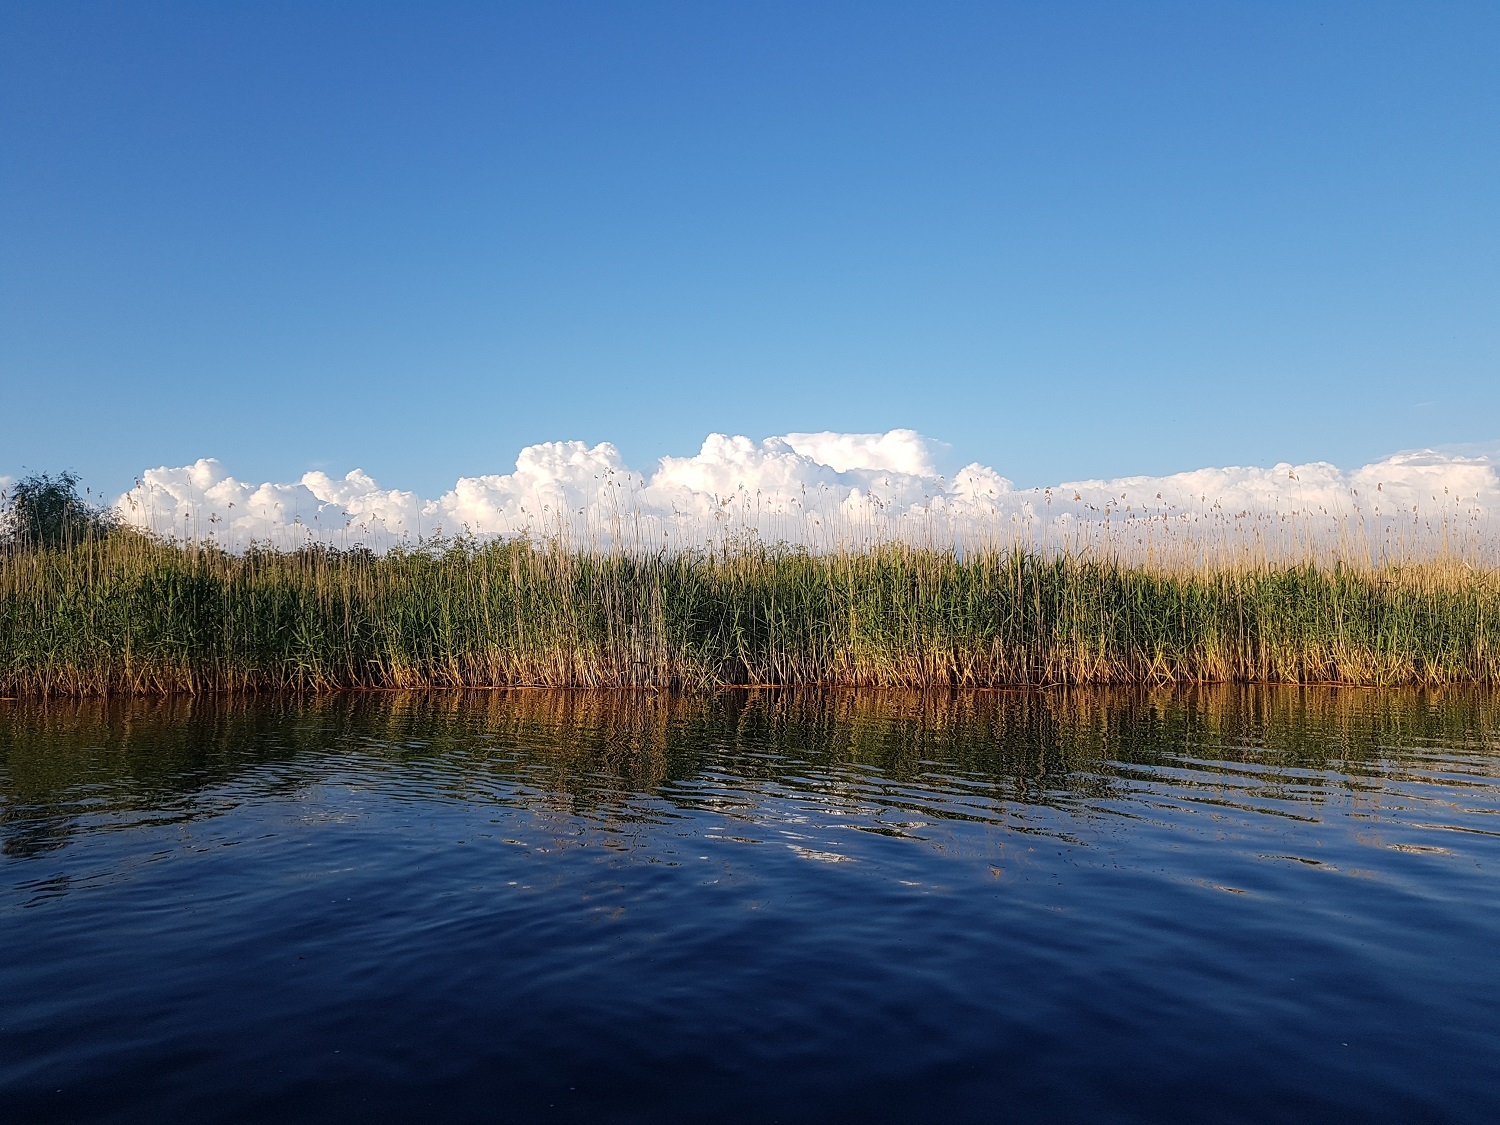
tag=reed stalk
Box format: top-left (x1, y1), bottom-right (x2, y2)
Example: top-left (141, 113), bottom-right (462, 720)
top-left (2, 529), bottom-right (1498, 695)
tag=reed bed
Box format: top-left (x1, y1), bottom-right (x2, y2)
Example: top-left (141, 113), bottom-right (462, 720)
top-left (2, 531), bottom-right (1499, 695)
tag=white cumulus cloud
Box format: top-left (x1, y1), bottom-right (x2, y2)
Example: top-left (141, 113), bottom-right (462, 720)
top-left (108, 431), bottom-right (1500, 562)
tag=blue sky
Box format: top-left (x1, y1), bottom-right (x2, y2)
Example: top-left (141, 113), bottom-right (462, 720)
top-left (3, 1), bottom-right (1497, 496)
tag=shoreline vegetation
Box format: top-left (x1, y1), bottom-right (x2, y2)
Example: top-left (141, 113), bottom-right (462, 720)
top-left (3, 527), bottom-right (1499, 696)
top-left (3, 470), bottom-right (1497, 696)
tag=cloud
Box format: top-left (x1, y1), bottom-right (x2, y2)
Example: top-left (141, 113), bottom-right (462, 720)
top-left (780, 429), bottom-right (938, 475)
top-left (109, 432), bottom-right (1500, 561)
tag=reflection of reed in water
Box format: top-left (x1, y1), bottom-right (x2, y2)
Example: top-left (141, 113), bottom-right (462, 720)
top-left (3, 687), bottom-right (1497, 862)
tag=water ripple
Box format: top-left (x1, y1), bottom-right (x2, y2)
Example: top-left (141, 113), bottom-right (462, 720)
top-left (2, 688), bottom-right (1500, 1123)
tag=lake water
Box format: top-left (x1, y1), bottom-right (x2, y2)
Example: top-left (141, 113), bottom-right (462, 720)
top-left (3, 688), bottom-right (1499, 1123)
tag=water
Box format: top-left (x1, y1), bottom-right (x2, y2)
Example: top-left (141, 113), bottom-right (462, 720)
top-left (3, 688), bottom-right (1499, 1123)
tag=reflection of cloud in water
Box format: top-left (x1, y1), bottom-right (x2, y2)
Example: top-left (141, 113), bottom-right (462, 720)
top-left (787, 845), bottom-right (853, 864)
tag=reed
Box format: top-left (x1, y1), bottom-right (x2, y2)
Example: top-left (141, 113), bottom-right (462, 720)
top-left (2, 527), bottom-right (1498, 695)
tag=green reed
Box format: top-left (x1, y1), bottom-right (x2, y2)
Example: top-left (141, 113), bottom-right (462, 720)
top-left (2, 530), bottom-right (1498, 695)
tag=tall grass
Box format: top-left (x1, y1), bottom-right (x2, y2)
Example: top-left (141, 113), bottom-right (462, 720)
top-left (3, 528), bottom-right (1498, 695)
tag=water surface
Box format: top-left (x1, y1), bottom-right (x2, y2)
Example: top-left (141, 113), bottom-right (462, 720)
top-left (3, 688), bottom-right (1499, 1123)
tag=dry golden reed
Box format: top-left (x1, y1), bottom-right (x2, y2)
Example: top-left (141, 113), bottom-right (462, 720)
top-left (2, 530), bottom-right (1498, 695)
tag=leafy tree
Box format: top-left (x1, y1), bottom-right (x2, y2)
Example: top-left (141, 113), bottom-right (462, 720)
top-left (1, 470), bottom-right (119, 550)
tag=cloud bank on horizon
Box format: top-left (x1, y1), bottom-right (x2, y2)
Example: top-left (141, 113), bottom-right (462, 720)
top-left (114, 430), bottom-right (1499, 561)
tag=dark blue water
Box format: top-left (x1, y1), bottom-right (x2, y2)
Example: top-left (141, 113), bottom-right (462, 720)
top-left (3, 689), bottom-right (1499, 1123)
